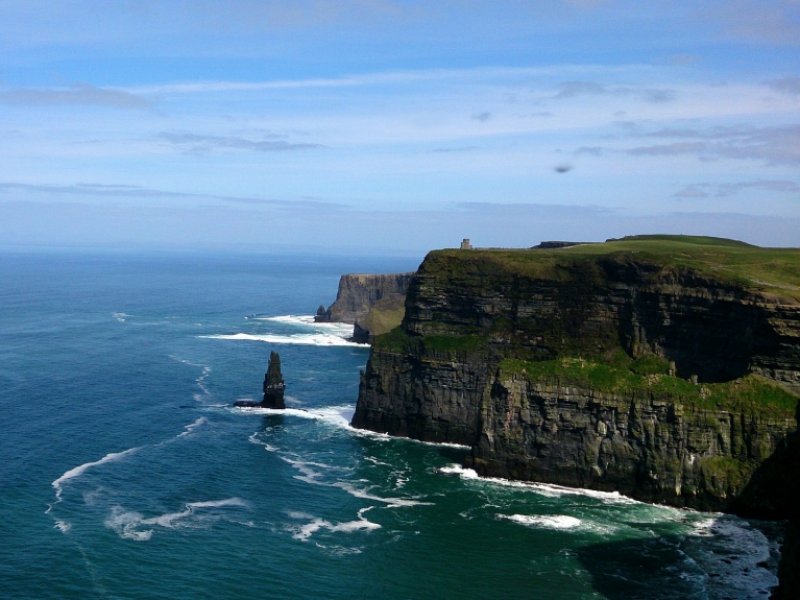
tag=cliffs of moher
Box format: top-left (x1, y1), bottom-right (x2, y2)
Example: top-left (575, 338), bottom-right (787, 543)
top-left (352, 235), bottom-right (800, 516)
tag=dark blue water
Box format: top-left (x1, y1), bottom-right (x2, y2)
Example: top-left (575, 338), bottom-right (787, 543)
top-left (0, 251), bottom-right (783, 599)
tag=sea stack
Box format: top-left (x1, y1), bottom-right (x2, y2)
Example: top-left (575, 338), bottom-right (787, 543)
top-left (262, 351), bottom-right (286, 409)
top-left (233, 350), bottom-right (287, 409)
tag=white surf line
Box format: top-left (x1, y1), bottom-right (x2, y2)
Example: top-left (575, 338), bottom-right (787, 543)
top-left (498, 513), bottom-right (583, 530)
top-left (105, 498), bottom-right (249, 541)
top-left (287, 506), bottom-right (382, 542)
top-left (201, 313), bottom-right (367, 347)
top-left (198, 332), bottom-right (368, 348)
top-left (234, 404), bottom-right (471, 452)
top-left (47, 447), bottom-right (142, 532)
top-left (167, 356), bottom-right (213, 403)
top-left (142, 498), bottom-right (249, 528)
top-left (437, 463), bottom-right (641, 505)
top-left (251, 314), bottom-right (353, 333)
top-left (177, 416), bottom-right (208, 438)
top-left (277, 453), bottom-right (430, 509)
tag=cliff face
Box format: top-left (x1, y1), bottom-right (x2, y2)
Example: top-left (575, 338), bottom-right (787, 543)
top-left (317, 273), bottom-right (414, 323)
top-left (353, 239), bottom-right (800, 514)
top-left (474, 376), bottom-right (794, 511)
top-left (315, 273), bottom-right (413, 341)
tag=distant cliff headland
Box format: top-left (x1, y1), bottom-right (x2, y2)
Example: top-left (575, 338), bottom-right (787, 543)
top-left (315, 272), bottom-right (414, 342)
top-left (352, 236), bottom-right (800, 511)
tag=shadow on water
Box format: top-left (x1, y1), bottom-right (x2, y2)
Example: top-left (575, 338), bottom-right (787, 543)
top-left (577, 405), bottom-right (799, 600)
top-left (261, 414), bottom-right (286, 429)
top-left (753, 402), bottom-right (800, 600)
top-left (576, 534), bottom-right (693, 600)
top-left (575, 529), bottom-right (777, 600)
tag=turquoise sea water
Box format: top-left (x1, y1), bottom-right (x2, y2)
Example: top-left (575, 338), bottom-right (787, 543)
top-left (0, 251), bottom-right (784, 599)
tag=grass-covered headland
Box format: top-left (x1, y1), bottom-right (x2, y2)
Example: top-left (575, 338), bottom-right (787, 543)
top-left (373, 235), bottom-right (800, 415)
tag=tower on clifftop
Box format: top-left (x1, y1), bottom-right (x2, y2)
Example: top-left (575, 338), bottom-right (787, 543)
top-left (460, 238), bottom-right (472, 250)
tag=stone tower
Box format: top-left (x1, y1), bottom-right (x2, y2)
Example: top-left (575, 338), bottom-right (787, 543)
top-left (262, 351), bottom-right (286, 409)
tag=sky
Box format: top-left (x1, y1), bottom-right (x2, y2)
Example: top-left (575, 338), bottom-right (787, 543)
top-left (1, 1), bottom-right (798, 254)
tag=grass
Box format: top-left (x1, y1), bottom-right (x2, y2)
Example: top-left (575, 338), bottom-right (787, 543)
top-left (373, 326), bottom-right (415, 352)
top-left (430, 234), bottom-right (800, 302)
top-left (698, 456), bottom-right (755, 491)
top-left (373, 327), bottom-right (487, 355)
top-left (500, 355), bottom-right (798, 417)
top-left (358, 300), bottom-right (406, 338)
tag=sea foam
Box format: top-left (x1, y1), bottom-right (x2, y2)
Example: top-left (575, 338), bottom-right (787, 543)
top-left (201, 314), bottom-right (368, 348)
top-left (287, 507), bottom-right (381, 542)
top-left (50, 447), bottom-right (141, 506)
top-left (105, 498), bottom-right (249, 541)
top-left (498, 514), bottom-right (582, 530)
top-left (437, 463), bottom-right (639, 504)
top-left (256, 314), bottom-right (354, 336)
top-left (199, 332), bottom-right (367, 348)
top-left (687, 515), bottom-right (779, 597)
top-left (177, 416), bottom-right (208, 438)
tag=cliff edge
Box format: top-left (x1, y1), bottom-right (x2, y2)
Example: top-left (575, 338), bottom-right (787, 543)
top-left (316, 272), bottom-right (414, 342)
top-left (353, 235), bottom-right (800, 514)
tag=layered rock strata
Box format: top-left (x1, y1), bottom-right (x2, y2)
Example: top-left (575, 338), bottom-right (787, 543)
top-left (315, 272), bottom-right (414, 341)
top-left (353, 240), bottom-right (800, 514)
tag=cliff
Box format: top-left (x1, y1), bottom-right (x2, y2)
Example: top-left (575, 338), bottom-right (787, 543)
top-left (353, 236), bottom-right (800, 514)
top-left (316, 272), bottom-right (414, 342)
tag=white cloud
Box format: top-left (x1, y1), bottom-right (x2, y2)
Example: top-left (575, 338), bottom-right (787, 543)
top-left (158, 132), bottom-right (325, 154)
top-left (0, 85), bottom-right (150, 109)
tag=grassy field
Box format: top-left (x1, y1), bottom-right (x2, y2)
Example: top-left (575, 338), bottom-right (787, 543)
top-left (430, 235), bottom-right (800, 302)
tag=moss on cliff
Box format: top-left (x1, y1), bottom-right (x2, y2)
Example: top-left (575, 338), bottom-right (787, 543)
top-left (357, 298), bottom-right (406, 338)
top-left (499, 356), bottom-right (798, 417)
top-left (698, 456), bottom-right (757, 495)
top-left (373, 327), bottom-right (487, 354)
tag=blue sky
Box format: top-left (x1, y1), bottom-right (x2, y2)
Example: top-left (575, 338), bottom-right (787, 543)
top-left (1, 1), bottom-right (798, 253)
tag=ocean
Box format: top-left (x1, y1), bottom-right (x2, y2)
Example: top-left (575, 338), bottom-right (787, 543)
top-left (0, 250), bottom-right (784, 599)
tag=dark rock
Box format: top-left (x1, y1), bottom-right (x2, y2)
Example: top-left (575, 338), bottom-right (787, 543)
top-left (315, 304), bottom-right (330, 322)
top-left (532, 241), bottom-right (593, 249)
top-left (352, 321), bottom-right (371, 344)
top-left (233, 400), bottom-right (261, 408)
top-left (233, 350), bottom-right (286, 409)
top-left (263, 351), bottom-right (286, 409)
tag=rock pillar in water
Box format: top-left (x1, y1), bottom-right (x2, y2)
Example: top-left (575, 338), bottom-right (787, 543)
top-left (262, 351), bottom-right (286, 409)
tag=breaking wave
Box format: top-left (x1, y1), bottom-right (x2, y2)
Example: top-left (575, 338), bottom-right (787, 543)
top-left (498, 514), bottom-right (582, 530)
top-left (437, 464), bottom-right (639, 504)
top-left (255, 314), bottom-right (354, 336)
top-left (201, 314), bottom-right (367, 348)
top-left (199, 332), bottom-right (367, 348)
